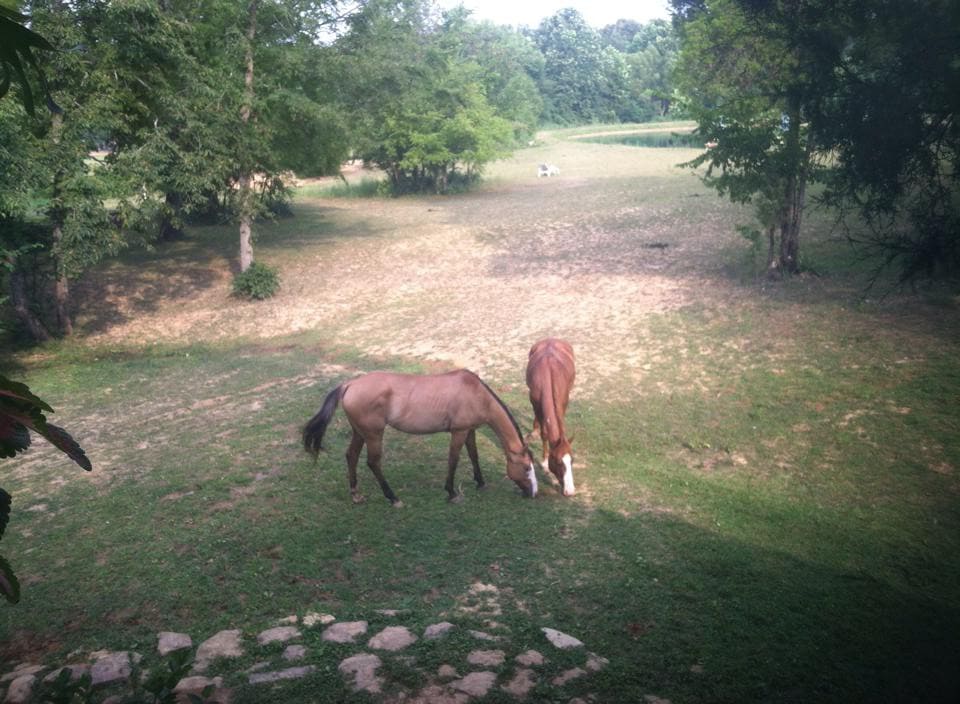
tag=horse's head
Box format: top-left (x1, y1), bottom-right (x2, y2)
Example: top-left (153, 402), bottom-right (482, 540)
top-left (547, 436), bottom-right (575, 497)
top-left (506, 446), bottom-right (538, 498)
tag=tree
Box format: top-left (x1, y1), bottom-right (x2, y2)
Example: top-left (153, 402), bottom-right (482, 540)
top-left (811, 1), bottom-right (960, 283)
top-left (454, 17), bottom-right (544, 143)
top-left (531, 8), bottom-right (628, 124)
top-left (674, 0), bottom-right (816, 275)
top-left (339, 0), bottom-right (514, 194)
top-left (1, 0), bottom-right (125, 338)
top-left (675, 0), bottom-right (960, 284)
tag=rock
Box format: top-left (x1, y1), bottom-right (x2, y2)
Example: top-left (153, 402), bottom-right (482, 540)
top-left (173, 675), bottom-right (222, 698)
top-left (302, 612), bottom-right (335, 628)
top-left (338, 654), bottom-right (382, 693)
top-left (43, 665), bottom-right (90, 684)
top-left (586, 652), bottom-right (609, 672)
top-left (423, 622), bottom-right (455, 639)
top-left (158, 632), bottom-right (192, 657)
top-left (515, 650), bottom-right (546, 667)
top-left (644, 696), bottom-right (672, 704)
top-left (375, 608), bottom-right (405, 616)
top-left (277, 615), bottom-right (298, 624)
top-left (4, 675), bottom-right (36, 704)
top-left (437, 664), bottom-right (459, 679)
top-left (248, 666), bottom-right (316, 685)
top-left (410, 684), bottom-right (469, 704)
top-left (194, 630), bottom-right (244, 672)
top-left (466, 650), bottom-right (505, 667)
top-left (256, 626), bottom-right (300, 645)
top-left (468, 630), bottom-right (499, 642)
top-left (551, 667), bottom-right (587, 686)
top-left (502, 668), bottom-right (537, 698)
top-left (283, 645), bottom-right (307, 662)
top-left (368, 626), bottom-right (417, 651)
top-left (450, 671), bottom-right (497, 698)
top-left (322, 621), bottom-right (368, 643)
top-left (2, 665), bottom-right (45, 683)
top-left (90, 652), bottom-right (132, 687)
top-left (542, 627), bottom-right (584, 649)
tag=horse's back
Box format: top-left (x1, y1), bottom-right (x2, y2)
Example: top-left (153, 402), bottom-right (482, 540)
top-left (527, 338), bottom-right (575, 388)
top-left (343, 369), bottom-right (484, 434)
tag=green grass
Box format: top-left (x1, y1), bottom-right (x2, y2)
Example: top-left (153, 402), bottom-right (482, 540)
top-left (2, 125), bottom-right (959, 703)
top-left (295, 177), bottom-right (383, 199)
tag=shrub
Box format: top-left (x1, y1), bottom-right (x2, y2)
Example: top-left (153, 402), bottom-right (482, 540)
top-left (232, 262), bottom-right (280, 300)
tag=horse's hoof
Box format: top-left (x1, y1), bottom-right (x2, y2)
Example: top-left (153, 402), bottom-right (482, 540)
top-left (475, 482), bottom-right (487, 491)
top-left (351, 493), bottom-right (367, 504)
top-left (391, 500), bottom-right (405, 508)
top-left (448, 493), bottom-right (464, 504)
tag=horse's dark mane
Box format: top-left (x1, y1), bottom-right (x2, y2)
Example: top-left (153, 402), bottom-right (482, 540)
top-left (468, 371), bottom-right (526, 447)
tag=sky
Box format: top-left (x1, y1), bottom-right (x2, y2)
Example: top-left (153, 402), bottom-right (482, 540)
top-left (434, 0), bottom-right (672, 29)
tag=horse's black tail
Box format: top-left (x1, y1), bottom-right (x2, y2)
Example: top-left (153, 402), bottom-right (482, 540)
top-left (303, 384), bottom-right (343, 460)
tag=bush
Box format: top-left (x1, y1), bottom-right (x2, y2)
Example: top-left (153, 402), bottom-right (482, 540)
top-left (232, 262), bottom-right (280, 300)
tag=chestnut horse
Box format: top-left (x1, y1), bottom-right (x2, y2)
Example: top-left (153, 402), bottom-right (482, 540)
top-left (303, 369), bottom-right (537, 505)
top-left (526, 338), bottom-right (576, 496)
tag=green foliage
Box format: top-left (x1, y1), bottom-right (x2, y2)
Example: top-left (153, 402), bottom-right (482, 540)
top-left (232, 261), bottom-right (280, 300)
top-left (674, 0), bottom-right (815, 274)
top-left (809, 1), bottom-right (960, 283)
top-left (0, 1), bottom-right (56, 116)
top-left (36, 649), bottom-right (214, 704)
top-left (339, 0), bottom-right (514, 194)
top-left (131, 649), bottom-right (213, 704)
top-left (455, 18), bottom-right (544, 142)
top-left (37, 667), bottom-right (94, 704)
top-left (675, 0), bottom-right (960, 284)
top-left (532, 8), bottom-right (624, 124)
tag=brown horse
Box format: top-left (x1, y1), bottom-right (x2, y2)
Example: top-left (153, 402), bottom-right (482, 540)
top-left (526, 338), bottom-right (576, 496)
top-left (303, 369), bottom-right (537, 505)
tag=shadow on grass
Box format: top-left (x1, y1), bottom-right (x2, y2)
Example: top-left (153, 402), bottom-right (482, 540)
top-left (570, 509), bottom-right (960, 704)
top-left (70, 203), bottom-right (381, 336)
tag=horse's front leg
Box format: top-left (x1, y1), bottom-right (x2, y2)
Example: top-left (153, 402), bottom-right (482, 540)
top-left (465, 429), bottom-right (485, 489)
top-left (532, 410), bottom-right (549, 470)
top-left (346, 430), bottom-right (366, 504)
top-left (365, 433), bottom-right (401, 506)
top-left (446, 430), bottom-right (469, 502)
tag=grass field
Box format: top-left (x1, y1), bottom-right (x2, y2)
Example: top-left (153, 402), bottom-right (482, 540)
top-left (2, 125), bottom-right (959, 703)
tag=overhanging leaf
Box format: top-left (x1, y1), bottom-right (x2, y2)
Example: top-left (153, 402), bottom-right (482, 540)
top-left (42, 424), bottom-right (92, 471)
top-left (0, 555), bottom-right (20, 604)
top-left (0, 488), bottom-right (10, 540)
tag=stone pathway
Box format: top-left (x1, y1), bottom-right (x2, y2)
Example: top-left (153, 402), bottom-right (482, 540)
top-left (0, 600), bottom-right (670, 704)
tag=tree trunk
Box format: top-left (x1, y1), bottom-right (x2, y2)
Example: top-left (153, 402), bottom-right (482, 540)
top-left (237, 0), bottom-right (258, 273)
top-left (9, 269), bottom-right (51, 342)
top-left (159, 191), bottom-right (185, 241)
top-left (767, 99), bottom-right (808, 277)
top-left (49, 111), bottom-right (73, 335)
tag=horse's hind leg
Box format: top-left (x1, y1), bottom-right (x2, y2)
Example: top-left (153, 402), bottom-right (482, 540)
top-left (445, 430), bottom-right (469, 502)
top-left (345, 430), bottom-right (366, 504)
top-left (465, 429), bottom-right (485, 490)
top-left (364, 433), bottom-right (401, 506)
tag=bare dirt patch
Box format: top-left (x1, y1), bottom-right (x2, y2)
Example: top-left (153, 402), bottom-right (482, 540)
top-left (72, 139), bottom-right (753, 398)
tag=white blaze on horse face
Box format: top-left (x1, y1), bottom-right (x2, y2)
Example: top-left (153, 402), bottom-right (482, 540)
top-left (527, 464), bottom-right (538, 497)
top-left (562, 453), bottom-right (575, 496)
